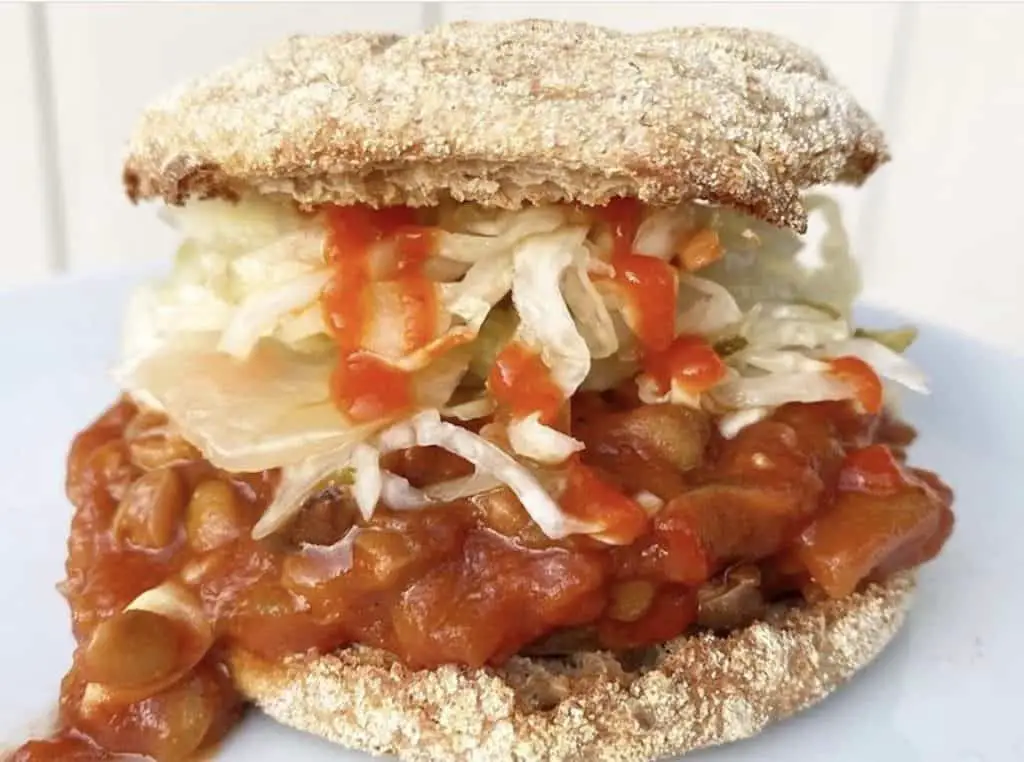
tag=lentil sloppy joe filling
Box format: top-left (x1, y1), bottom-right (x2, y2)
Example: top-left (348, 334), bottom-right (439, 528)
top-left (12, 198), bottom-right (955, 760)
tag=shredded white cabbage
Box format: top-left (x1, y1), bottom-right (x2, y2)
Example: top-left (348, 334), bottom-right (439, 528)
top-left (218, 269), bottom-right (332, 359)
top-left (252, 443), bottom-right (364, 540)
top-left (740, 302), bottom-right (850, 349)
top-left (121, 195), bottom-right (933, 546)
top-left (82, 582), bottom-right (213, 708)
top-left (377, 472), bottom-right (503, 511)
top-left (124, 582), bottom-right (210, 633)
top-left (160, 195), bottom-right (320, 253)
top-left (437, 206), bottom-right (569, 254)
top-left (117, 335), bottom-right (375, 473)
top-left (362, 281), bottom-right (453, 360)
top-left (563, 248), bottom-right (620, 359)
top-left (228, 229), bottom-right (327, 292)
top-left (423, 472), bottom-right (504, 502)
top-left (717, 407), bottom-right (773, 439)
top-left (710, 371), bottom-right (852, 410)
top-left (819, 338), bottom-right (930, 394)
top-left (292, 527), bottom-right (363, 581)
top-left (676, 274), bottom-right (744, 335)
top-left (441, 395), bottom-right (496, 421)
top-left (633, 490), bottom-right (665, 514)
top-left (732, 348), bottom-right (829, 375)
top-left (636, 373), bottom-right (703, 409)
top-left (511, 228), bottom-right (592, 395)
top-left (379, 472), bottom-right (429, 510)
top-left (351, 443), bottom-right (383, 520)
top-left (507, 413), bottom-right (585, 465)
top-left (698, 195), bottom-right (861, 317)
top-left (441, 253), bottom-right (514, 330)
top-left (633, 205), bottom-right (698, 260)
top-left (381, 411), bottom-right (595, 539)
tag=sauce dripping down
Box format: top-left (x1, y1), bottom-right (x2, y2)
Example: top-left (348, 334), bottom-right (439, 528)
top-left (320, 205), bottom-right (441, 423)
top-left (487, 342), bottom-right (564, 424)
top-left (591, 201), bottom-right (728, 400)
top-left (592, 198), bottom-right (679, 356)
top-left (644, 334), bottom-right (728, 397)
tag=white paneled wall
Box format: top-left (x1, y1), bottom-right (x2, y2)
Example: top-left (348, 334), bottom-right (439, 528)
top-left (46, 2), bottom-right (426, 273)
top-left (861, 4), bottom-right (1024, 352)
top-left (0, 5), bottom-right (56, 286)
top-left (1, 2), bottom-right (1022, 353)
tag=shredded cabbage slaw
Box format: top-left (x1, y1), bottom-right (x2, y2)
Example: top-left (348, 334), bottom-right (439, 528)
top-left (118, 194), bottom-right (929, 544)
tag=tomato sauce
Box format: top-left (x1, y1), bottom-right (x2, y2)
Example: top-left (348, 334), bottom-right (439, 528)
top-left (12, 393), bottom-right (954, 761)
top-left (612, 254), bottom-right (678, 354)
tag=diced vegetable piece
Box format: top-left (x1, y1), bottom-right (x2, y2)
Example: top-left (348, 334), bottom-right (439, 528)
top-left (560, 462), bottom-right (650, 545)
top-left (657, 483), bottom-right (811, 570)
top-left (795, 487), bottom-right (946, 598)
top-left (828, 355), bottom-right (883, 414)
top-left (854, 326), bottom-right (918, 353)
top-left (677, 228), bottom-right (724, 271)
top-left (838, 444), bottom-right (910, 496)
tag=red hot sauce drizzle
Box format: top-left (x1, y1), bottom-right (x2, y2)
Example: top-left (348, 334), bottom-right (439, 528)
top-left (591, 199), bottom-right (726, 395)
top-left (320, 205), bottom-right (441, 422)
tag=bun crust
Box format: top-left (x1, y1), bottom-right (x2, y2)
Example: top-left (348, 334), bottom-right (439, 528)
top-left (228, 572), bottom-right (913, 761)
top-left (122, 20), bottom-right (889, 233)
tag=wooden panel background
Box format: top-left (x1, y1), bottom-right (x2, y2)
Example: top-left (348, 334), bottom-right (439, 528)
top-left (1, 2), bottom-right (1022, 353)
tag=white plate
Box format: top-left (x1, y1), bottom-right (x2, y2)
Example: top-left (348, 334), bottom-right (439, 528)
top-left (0, 268), bottom-right (1021, 761)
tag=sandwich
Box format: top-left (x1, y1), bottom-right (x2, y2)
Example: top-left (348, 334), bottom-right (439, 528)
top-left (11, 19), bottom-right (955, 762)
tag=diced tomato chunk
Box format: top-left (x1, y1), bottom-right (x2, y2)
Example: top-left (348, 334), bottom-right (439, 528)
top-left (829, 356), bottom-right (884, 415)
top-left (839, 444), bottom-right (911, 496)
